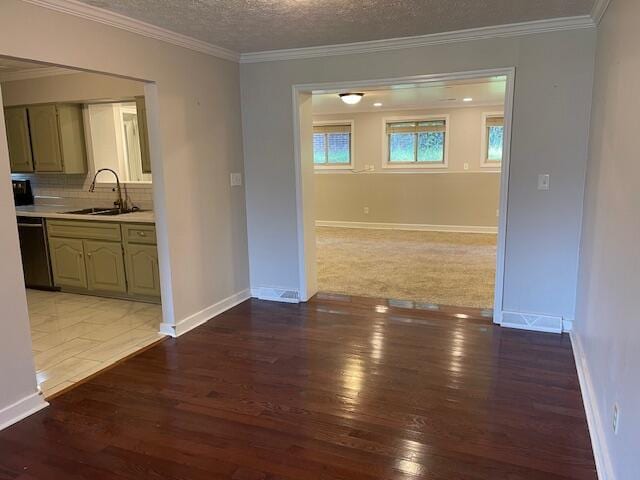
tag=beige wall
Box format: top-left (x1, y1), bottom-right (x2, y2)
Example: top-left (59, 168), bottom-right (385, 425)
top-left (1, 71), bottom-right (144, 105)
top-left (314, 106), bottom-right (503, 173)
top-left (315, 173), bottom-right (500, 227)
top-left (241, 28), bottom-right (596, 319)
top-left (0, 0), bottom-right (249, 422)
top-left (314, 106), bottom-right (501, 227)
top-left (574, 0), bottom-right (640, 477)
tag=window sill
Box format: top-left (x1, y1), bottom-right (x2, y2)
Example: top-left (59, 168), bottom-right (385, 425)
top-left (314, 165), bottom-right (353, 171)
top-left (382, 162), bottom-right (448, 170)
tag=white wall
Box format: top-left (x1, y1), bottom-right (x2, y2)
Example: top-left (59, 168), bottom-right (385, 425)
top-left (574, 0), bottom-right (640, 477)
top-left (0, 0), bottom-right (249, 424)
top-left (241, 28), bottom-right (596, 320)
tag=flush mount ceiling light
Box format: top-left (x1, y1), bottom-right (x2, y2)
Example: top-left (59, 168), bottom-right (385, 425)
top-left (373, 102), bottom-right (383, 107)
top-left (463, 97), bottom-right (473, 102)
top-left (339, 93), bottom-right (364, 105)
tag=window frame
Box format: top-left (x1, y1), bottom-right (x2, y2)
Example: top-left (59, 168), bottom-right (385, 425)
top-left (480, 111), bottom-right (504, 168)
top-left (312, 120), bottom-right (354, 171)
top-left (381, 114), bottom-right (449, 170)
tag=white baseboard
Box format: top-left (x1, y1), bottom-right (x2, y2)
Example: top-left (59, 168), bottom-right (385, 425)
top-left (562, 318), bottom-right (574, 332)
top-left (316, 220), bottom-right (498, 234)
top-left (570, 332), bottom-right (615, 480)
top-left (501, 311), bottom-right (563, 334)
top-left (250, 287), bottom-right (300, 303)
top-left (159, 288), bottom-right (251, 337)
top-left (0, 391), bottom-right (48, 431)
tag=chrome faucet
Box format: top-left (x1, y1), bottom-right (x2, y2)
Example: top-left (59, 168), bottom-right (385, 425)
top-left (89, 168), bottom-right (128, 213)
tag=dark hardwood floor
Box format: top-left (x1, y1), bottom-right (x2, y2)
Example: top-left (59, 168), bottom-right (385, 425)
top-left (0, 294), bottom-right (596, 479)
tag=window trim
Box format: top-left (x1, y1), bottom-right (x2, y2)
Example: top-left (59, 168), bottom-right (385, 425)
top-left (480, 111), bottom-right (504, 169)
top-left (313, 120), bottom-right (354, 170)
top-left (381, 114), bottom-right (449, 169)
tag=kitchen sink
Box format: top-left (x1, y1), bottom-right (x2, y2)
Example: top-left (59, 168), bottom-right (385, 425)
top-left (64, 207), bottom-right (131, 216)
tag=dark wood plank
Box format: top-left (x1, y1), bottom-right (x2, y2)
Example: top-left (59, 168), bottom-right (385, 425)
top-left (0, 295), bottom-right (597, 479)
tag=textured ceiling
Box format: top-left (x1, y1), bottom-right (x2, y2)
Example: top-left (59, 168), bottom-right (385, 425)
top-left (76, 0), bottom-right (595, 53)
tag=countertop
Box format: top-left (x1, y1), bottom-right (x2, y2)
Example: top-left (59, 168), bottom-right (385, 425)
top-left (15, 205), bottom-right (155, 224)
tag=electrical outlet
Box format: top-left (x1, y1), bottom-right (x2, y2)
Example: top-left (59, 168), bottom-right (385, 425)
top-left (613, 403), bottom-right (620, 434)
top-left (363, 206), bottom-right (369, 215)
top-left (230, 173), bottom-right (242, 186)
top-left (463, 163), bottom-right (469, 170)
top-left (496, 209), bottom-right (500, 217)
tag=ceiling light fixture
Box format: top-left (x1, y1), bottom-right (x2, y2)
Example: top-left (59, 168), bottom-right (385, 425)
top-left (373, 102), bottom-right (383, 107)
top-left (463, 97), bottom-right (473, 102)
top-left (339, 93), bottom-right (364, 105)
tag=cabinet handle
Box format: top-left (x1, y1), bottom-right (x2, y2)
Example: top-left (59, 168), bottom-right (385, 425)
top-left (87, 253), bottom-right (92, 258)
top-left (137, 231), bottom-right (146, 237)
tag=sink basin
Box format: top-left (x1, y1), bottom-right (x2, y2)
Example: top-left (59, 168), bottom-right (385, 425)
top-left (64, 207), bottom-right (137, 216)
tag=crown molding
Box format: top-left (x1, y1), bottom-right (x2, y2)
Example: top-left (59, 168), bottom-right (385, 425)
top-left (239, 15), bottom-right (595, 64)
top-left (0, 66), bottom-right (76, 82)
top-left (20, 0), bottom-right (239, 62)
top-left (591, 0), bottom-right (612, 24)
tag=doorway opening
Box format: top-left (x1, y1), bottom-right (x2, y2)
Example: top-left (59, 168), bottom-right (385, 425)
top-left (1, 56), bottom-right (169, 398)
top-left (294, 69), bottom-right (514, 321)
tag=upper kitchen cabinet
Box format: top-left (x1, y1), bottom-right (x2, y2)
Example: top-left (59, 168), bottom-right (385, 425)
top-left (3, 107), bottom-right (34, 173)
top-left (27, 104), bottom-right (87, 173)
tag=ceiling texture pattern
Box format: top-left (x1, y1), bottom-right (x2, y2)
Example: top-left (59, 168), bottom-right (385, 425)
top-left (77, 0), bottom-right (595, 53)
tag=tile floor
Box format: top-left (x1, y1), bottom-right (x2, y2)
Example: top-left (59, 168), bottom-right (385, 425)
top-left (26, 289), bottom-right (165, 398)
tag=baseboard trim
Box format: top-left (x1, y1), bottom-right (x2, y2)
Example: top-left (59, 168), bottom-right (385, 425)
top-left (159, 288), bottom-right (251, 337)
top-left (0, 391), bottom-right (48, 431)
top-left (250, 287), bottom-right (300, 303)
top-left (570, 332), bottom-right (615, 480)
top-left (501, 311), bottom-right (563, 334)
top-left (316, 220), bottom-right (498, 234)
top-left (562, 318), bottom-right (574, 332)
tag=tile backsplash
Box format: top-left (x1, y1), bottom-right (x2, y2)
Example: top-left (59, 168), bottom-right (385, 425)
top-left (11, 173), bottom-right (154, 210)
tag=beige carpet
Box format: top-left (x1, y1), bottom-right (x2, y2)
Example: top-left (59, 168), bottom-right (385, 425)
top-left (316, 227), bottom-right (497, 309)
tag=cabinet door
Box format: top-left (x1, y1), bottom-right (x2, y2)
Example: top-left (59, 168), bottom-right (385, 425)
top-left (4, 107), bottom-right (34, 173)
top-left (57, 104), bottom-right (87, 174)
top-left (49, 238), bottom-right (87, 289)
top-left (84, 240), bottom-right (127, 294)
top-left (135, 96), bottom-right (152, 174)
top-left (28, 105), bottom-right (63, 172)
top-left (124, 244), bottom-right (160, 298)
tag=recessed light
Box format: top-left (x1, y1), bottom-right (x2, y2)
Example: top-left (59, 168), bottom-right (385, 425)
top-left (339, 93), bottom-right (364, 105)
top-left (463, 97), bottom-right (473, 102)
top-left (373, 102), bottom-right (383, 107)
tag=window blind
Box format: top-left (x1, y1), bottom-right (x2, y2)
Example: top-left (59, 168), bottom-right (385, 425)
top-left (486, 116), bottom-right (504, 127)
top-left (386, 120), bottom-right (446, 134)
top-left (313, 124), bottom-right (351, 134)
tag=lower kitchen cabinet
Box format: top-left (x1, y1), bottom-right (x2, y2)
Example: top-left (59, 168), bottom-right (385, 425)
top-left (85, 240), bottom-right (127, 294)
top-left (46, 219), bottom-right (160, 302)
top-left (49, 237), bottom-right (88, 289)
top-left (124, 244), bottom-right (161, 297)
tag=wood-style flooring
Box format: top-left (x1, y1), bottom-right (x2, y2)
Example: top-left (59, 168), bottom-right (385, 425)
top-left (0, 294), bottom-right (596, 479)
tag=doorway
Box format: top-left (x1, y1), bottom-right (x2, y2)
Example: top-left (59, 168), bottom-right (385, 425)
top-left (293, 68), bottom-right (515, 321)
top-left (0, 56), bottom-right (170, 398)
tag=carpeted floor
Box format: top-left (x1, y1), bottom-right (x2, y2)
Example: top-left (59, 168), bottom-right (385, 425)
top-left (316, 227), bottom-right (497, 309)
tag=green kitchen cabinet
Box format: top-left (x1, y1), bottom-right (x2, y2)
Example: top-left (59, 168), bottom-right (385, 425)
top-left (3, 107), bottom-right (34, 173)
top-left (22, 104), bottom-right (87, 173)
top-left (49, 237), bottom-right (88, 289)
top-left (124, 243), bottom-right (161, 297)
top-left (84, 240), bottom-right (127, 294)
top-left (135, 96), bottom-right (152, 174)
top-left (27, 105), bottom-right (63, 172)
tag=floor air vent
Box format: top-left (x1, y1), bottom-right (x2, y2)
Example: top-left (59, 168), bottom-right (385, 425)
top-left (256, 287), bottom-right (300, 304)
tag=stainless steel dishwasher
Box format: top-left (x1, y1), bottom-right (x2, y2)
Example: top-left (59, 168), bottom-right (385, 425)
top-left (17, 216), bottom-right (55, 289)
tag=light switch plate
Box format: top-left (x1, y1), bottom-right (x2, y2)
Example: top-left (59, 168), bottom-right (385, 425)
top-left (230, 173), bottom-right (242, 187)
top-left (538, 174), bottom-right (550, 191)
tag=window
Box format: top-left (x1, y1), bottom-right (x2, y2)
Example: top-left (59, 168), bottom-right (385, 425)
top-left (482, 114), bottom-right (504, 165)
top-left (385, 118), bottom-right (447, 166)
top-left (313, 123), bottom-right (352, 167)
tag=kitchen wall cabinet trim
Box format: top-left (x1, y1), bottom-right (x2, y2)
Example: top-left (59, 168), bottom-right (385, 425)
top-left (135, 96), bottom-right (152, 174)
